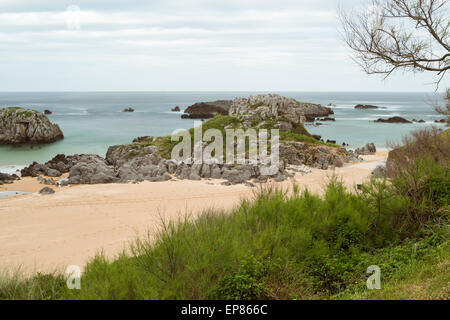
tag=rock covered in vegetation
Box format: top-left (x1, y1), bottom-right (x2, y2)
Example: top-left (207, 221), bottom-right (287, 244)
top-left (375, 116), bottom-right (411, 123)
top-left (0, 107), bottom-right (64, 145)
top-left (279, 143), bottom-right (354, 169)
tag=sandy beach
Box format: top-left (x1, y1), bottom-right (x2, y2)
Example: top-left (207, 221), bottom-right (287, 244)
top-left (0, 151), bottom-right (387, 274)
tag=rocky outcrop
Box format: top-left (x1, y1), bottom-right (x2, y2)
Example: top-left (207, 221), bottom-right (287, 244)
top-left (355, 143), bottom-right (376, 155)
top-left (182, 100), bottom-right (232, 119)
top-left (171, 106), bottom-right (181, 112)
top-left (0, 172), bottom-right (20, 185)
top-left (302, 104), bottom-right (334, 119)
top-left (105, 142), bottom-right (287, 185)
top-left (44, 110), bottom-right (52, 115)
top-left (374, 117), bottom-right (411, 123)
top-left (123, 107), bottom-right (134, 112)
top-left (279, 142), bottom-right (356, 169)
top-left (355, 104), bottom-right (379, 109)
top-left (0, 107), bottom-right (64, 145)
top-left (68, 155), bottom-right (117, 184)
top-left (21, 154), bottom-right (86, 177)
top-left (228, 94), bottom-right (333, 125)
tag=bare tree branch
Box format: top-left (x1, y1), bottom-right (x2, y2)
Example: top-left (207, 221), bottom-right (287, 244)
top-left (339, 0), bottom-right (449, 85)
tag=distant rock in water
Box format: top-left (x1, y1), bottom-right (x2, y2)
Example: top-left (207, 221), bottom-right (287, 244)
top-left (435, 119), bottom-right (446, 123)
top-left (182, 100), bottom-right (231, 119)
top-left (123, 107), bottom-right (134, 112)
top-left (374, 116), bottom-right (412, 123)
top-left (0, 107), bottom-right (64, 145)
top-left (171, 106), bottom-right (181, 112)
top-left (44, 109), bottom-right (52, 115)
top-left (355, 104), bottom-right (379, 109)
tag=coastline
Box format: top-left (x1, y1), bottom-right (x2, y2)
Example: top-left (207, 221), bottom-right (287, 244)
top-left (0, 151), bottom-right (387, 274)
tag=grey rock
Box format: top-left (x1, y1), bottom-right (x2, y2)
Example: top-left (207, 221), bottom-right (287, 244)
top-left (200, 164), bottom-right (211, 178)
top-left (188, 171), bottom-right (201, 180)
top-left (0, 172), bottom-right (20, 185)
top-left (372, 165), bottom-right (387, 178)
top-left (46, 168), bottom-right (61, 177)
top-left (355, 143), bottom-right (377, 155)
top-left (57, 178), bottom-right (69, 186)
top-left (222, 167), bottom-right (254, 184)
top-left (0, 108), bottom-right (64, 145)
top-left (68, 155), bottom-right (117, 184)
top-left (333, 155), bottom-right (345, 168)
top-left (39, 187), bottom-right (55, 195)
top-left (210, 166), bottom-right (222, 179)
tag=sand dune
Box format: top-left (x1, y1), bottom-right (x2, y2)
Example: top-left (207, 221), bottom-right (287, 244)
top-left (0, 151), bottom-right (387, 274)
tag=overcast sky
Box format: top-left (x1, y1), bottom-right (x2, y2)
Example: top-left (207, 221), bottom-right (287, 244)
top-left (0, 0), bottom-right (447, 92)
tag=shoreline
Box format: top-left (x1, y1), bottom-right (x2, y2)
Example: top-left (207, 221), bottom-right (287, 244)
top-left (0, 151), bottom-right (388, 274)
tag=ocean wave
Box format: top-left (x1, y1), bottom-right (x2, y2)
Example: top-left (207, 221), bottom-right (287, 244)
top-left (0, 165), bottom-right (24, 176)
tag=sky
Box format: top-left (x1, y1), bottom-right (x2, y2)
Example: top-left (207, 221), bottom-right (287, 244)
top-left (0, 0), bottom-right (447, 92)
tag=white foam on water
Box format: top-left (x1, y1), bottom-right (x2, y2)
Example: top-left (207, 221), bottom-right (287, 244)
top-left (0, 165), bottom-right (24, 176)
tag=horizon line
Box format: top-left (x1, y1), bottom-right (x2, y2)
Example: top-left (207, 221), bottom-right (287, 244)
top-left (0, 90), bottom-right (445, 94)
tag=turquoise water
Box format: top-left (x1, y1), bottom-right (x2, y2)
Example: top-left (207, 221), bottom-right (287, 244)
top-left (0, 91), bottom-right (446, 167)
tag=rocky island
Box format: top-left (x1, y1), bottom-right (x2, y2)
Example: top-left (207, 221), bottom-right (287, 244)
top-left (375, 116), bottom-right (412, 123)
top-left (0, 107), bottom-right (64, 145)
top-left (17, 94), bottom-right (372, 187)
top-left (355, 104), bottom-right (380, 109)
top-left (181, 95), bottom-right (334, 122)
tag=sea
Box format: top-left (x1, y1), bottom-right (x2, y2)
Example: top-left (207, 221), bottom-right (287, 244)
top-left (0, 91), bottom-right (447, 173)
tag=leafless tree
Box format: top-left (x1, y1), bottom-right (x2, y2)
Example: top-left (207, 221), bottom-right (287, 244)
top-left (339, 0), bottom-right (449, 85)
